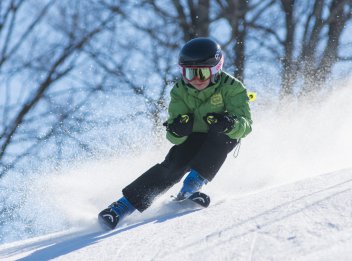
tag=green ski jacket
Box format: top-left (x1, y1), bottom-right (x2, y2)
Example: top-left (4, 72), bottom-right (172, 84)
top-left (166, 71), bottom-right (253, 145)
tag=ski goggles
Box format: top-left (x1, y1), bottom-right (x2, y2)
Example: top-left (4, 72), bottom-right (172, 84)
top-left (179, 56), bottom-right (224, 82)
top-left (183, 67), bottom-right (212, 81)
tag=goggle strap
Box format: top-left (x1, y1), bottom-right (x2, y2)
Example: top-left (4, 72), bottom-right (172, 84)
top-left (210, 56), bottom-right (224, 75)
top-left (178, 64), bottom-right (183, 74)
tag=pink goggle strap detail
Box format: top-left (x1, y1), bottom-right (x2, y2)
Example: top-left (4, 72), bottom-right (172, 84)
top-left (210, 56), bottom-right (224, 75)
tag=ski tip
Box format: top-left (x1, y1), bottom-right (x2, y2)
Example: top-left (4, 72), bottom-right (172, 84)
top-left (189, 192), bottom-right (210, 208)
top-left (170, 192), bottom-right (210, 208)
top-left (98, 210), bottom-right (119, 231)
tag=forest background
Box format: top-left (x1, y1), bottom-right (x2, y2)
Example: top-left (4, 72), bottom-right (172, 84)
top-left (1, 0), bottom-right (352, 230)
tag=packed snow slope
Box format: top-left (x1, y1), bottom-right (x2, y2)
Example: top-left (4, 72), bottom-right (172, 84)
top-left (0, 168), bottom-right (352, 260)
top-left (0, 80), bottom-right (352, 260)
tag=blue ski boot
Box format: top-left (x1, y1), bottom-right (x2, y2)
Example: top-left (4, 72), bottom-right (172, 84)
top-left (98, 196), bottom-right (135, 230)
top-left (176, 169), bottom-right (208, 201)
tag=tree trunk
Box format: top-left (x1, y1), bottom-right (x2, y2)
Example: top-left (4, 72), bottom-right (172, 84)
top-left (280, 0), bottom-right (296, 98)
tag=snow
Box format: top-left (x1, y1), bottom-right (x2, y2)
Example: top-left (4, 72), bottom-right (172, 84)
top-left (1, 80), bottom-right (352, 260)
top-left (0, 169), bottom-right (351, 260)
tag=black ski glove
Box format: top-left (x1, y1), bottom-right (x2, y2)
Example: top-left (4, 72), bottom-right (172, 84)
top-left (163, 114), bottom-right (194, 137)
top-left (204, 113), bottom-right (235, 133)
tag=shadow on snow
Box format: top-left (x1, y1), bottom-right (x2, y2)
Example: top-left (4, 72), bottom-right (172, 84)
top-left (3, 207), bottom-right (200, 261)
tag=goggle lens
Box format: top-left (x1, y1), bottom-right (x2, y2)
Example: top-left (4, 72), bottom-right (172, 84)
top-left (184, 67), bottom-right (211, 81)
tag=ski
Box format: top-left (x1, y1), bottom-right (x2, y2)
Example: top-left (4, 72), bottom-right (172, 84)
top-left (172, 192), bottom-right (211, 208)
top-left (98, 208), bottom-right (119, 230)
top-left (188, 192), bottom-right (211, 208)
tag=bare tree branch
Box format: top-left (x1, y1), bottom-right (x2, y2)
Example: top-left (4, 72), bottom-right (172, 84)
top-left (0, 14), bottom-right (113, 161)
top-left (0, 0), bottom-right (55, 69)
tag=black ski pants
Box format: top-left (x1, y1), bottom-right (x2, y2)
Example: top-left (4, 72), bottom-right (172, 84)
top-left (122, 132), bottom-right (238, 212)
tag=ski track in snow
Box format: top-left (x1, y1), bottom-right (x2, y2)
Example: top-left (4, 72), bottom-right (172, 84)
top-left (0, 169), bottom-right (351, 261)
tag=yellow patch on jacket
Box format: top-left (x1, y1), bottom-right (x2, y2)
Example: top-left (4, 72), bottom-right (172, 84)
top-left (210, 93), bottom-right (223, 106)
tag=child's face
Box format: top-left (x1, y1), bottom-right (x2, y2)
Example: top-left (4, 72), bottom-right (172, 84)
top-left (189, 78), bottom-right (211, 91)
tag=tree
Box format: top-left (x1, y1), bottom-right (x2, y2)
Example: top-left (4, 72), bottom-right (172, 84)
top-left (1, 0), bottom-right (352, 178)
top-left (249, 0), bottom-right (352, 98)
top-left (0, 0), bottom-right (116, 177)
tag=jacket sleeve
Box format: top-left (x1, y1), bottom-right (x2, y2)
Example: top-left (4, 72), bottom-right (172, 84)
top-left (165, 85), bottom-right (190, 145)
top-left (224, 82), bottom-right (252, 139)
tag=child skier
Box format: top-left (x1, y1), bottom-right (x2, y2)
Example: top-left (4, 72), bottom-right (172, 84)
top-left (98, 37), bottom-right (252, 229)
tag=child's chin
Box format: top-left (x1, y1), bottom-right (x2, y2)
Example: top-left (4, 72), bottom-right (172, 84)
top-left (192, 82), bottom-right (205, 88)
top-left (195, 85), bottom-right (207, 90)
